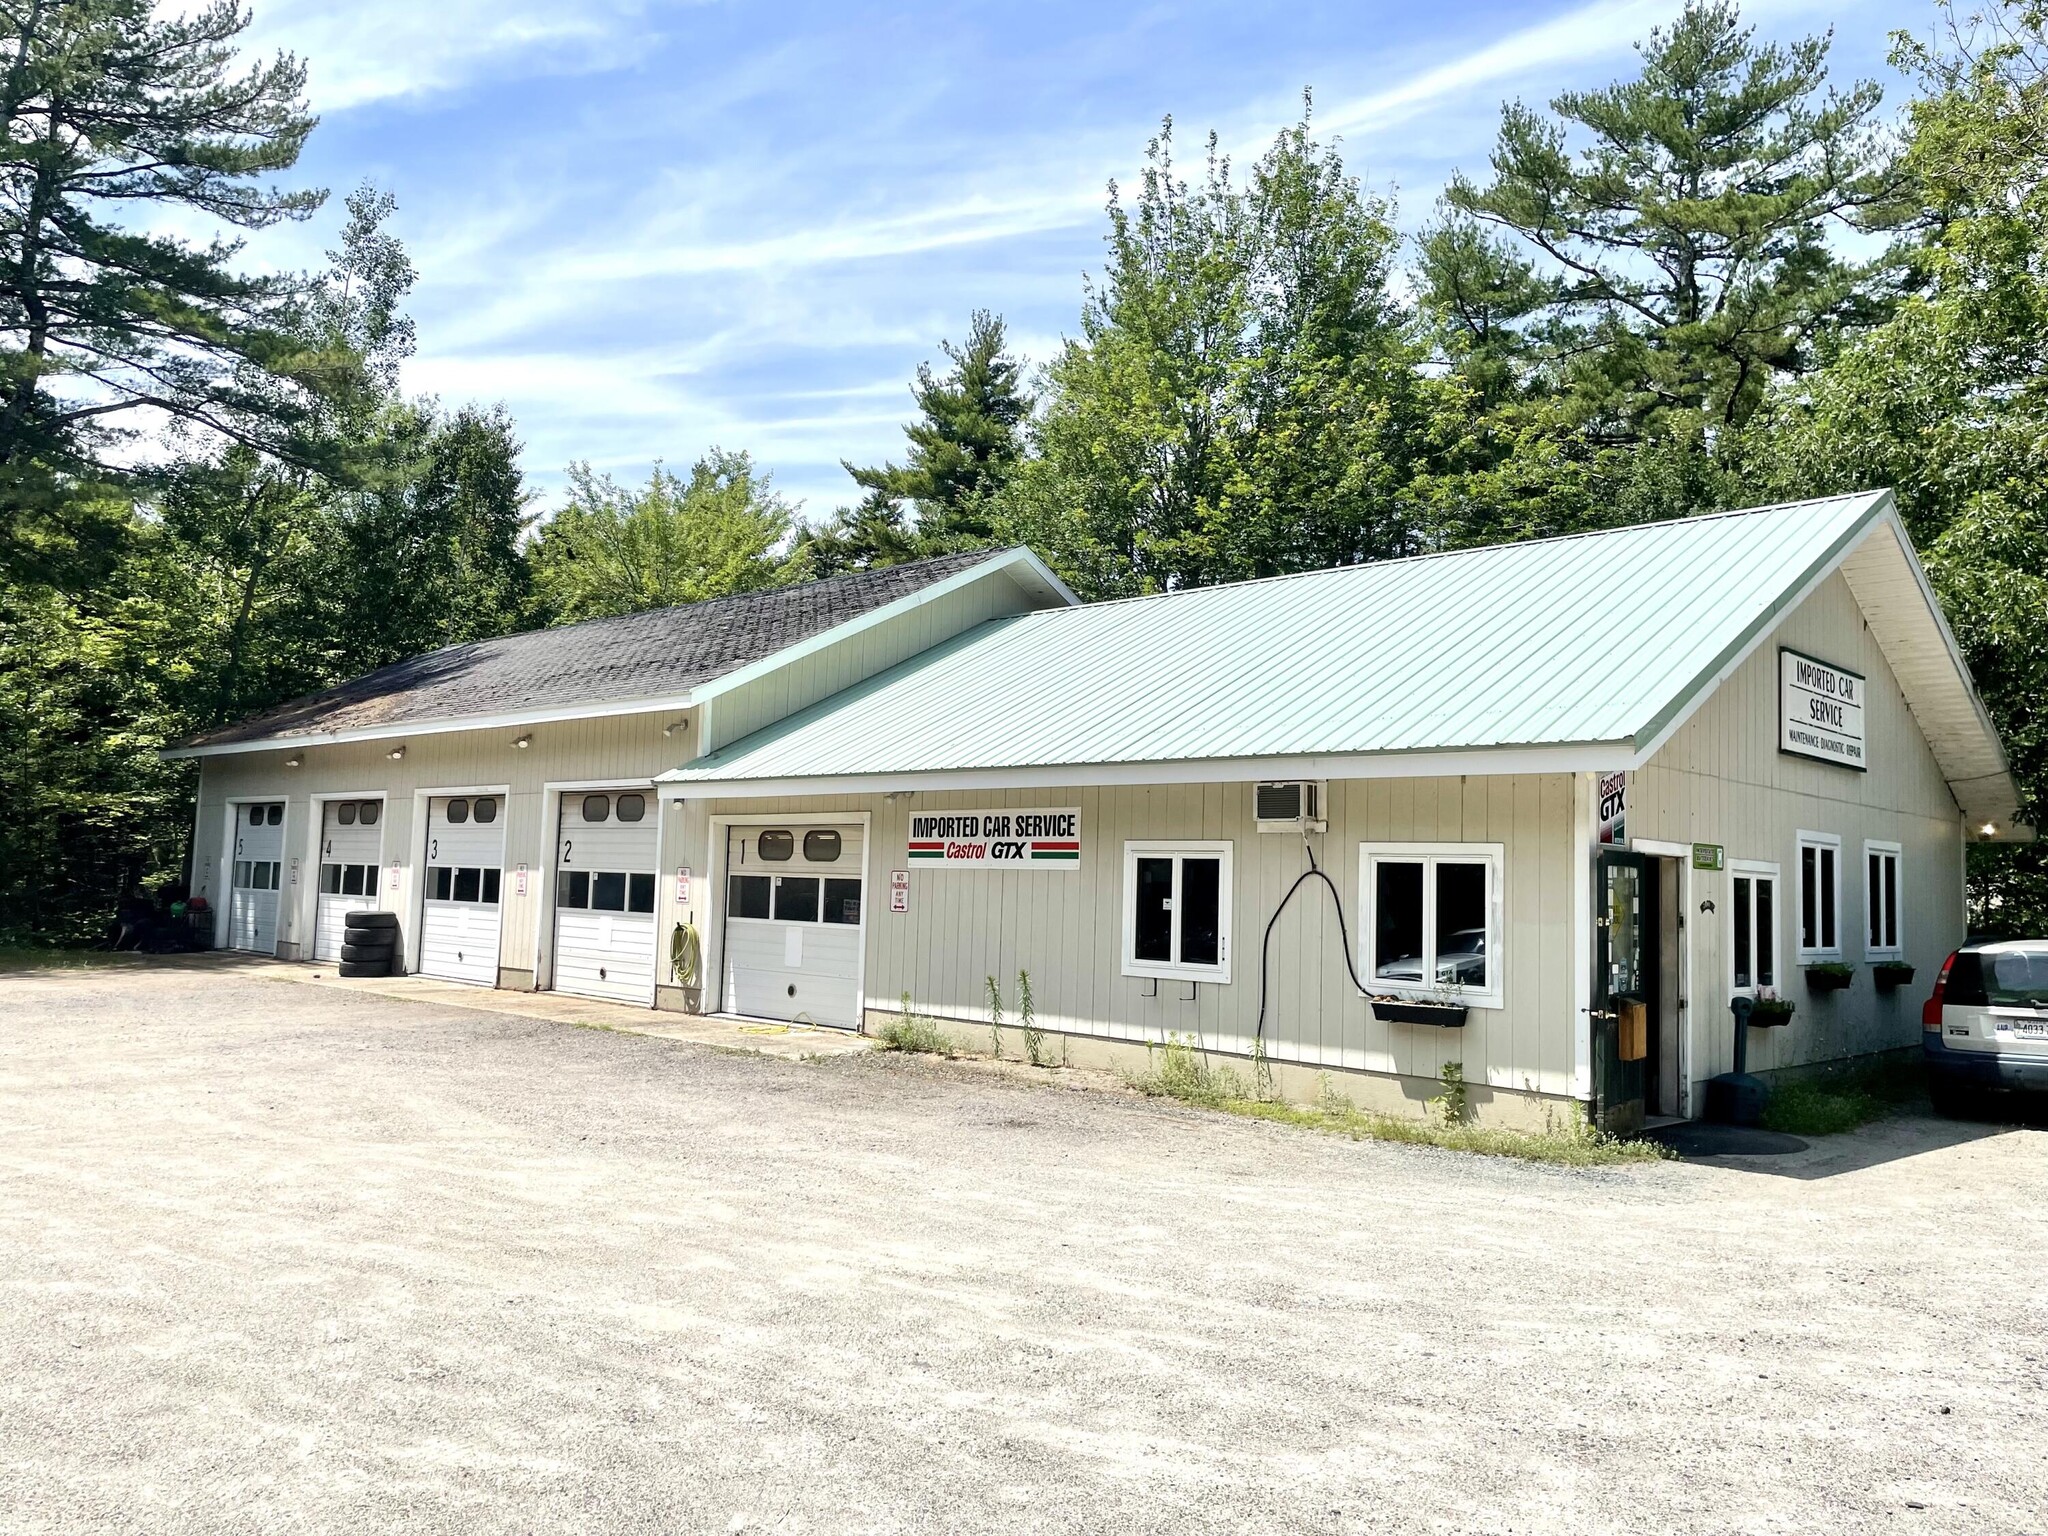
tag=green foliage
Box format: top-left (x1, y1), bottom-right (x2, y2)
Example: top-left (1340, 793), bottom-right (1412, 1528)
top-left (0, 0), bottom-right (323, 588)
top-left (530, 453), bottom-right (791, 624)
top-left (1445, 0), bottom-right (1902, 439)
top-left (877, 996), bottom-right (962, 1056)
top-left (1017, 969), bottom-right (1049, 1068)
top-left (1426, 1061), bottom-right (1470, 1127)
top-left (985, 974), bottom-right (1004, 1058)
top-left (794, 310), bottom-right (1031, 575)
top-left (1124, 1036), bottom-right (1250, 1106)
top-left (1762, 1057), bottom-right (1922, 1135)
top-left (998, 106), bottom-right (1467, 596)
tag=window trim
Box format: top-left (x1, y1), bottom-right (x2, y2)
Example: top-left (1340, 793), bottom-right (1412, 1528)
top-left (1121, 840), bottom-right (1234, 984)
top-left (1863, 839), bottom-right (1904, 961)
top-left (1358, 841), bottom-right (1506, 1010)
top-left (1795, 830), bottom-right (1844, 962)
top-left (1727, 859), bottom-right (1781, 997)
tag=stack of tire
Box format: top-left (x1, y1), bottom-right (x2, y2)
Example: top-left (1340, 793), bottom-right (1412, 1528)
top-left (339, 912), bottom-right (401, 977)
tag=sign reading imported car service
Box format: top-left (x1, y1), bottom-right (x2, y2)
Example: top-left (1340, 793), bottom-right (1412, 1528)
top-left (907, 808), bottom-right (1081, 869)
top-left (1780, 647), bottom-right (1867, 771)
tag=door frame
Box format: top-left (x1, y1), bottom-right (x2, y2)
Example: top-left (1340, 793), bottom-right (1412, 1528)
top-left (216, 794), bottom-right (291, 953)
top-left (534, 777), bottom-right (663, 1003)
top-left (302, 789), bottom-right (389, 959)
top-left (1631, 838), bottom-right (1695, 1119)
top-left (708, 810), bottom-right (873, 1026)
top-left (409, 783), bottom-right (512, 980)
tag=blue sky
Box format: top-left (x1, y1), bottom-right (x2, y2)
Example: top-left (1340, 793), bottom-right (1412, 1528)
top-left (238, 0), bottom-right (1935, 523)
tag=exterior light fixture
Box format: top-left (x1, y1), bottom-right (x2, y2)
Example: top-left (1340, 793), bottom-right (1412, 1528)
top-left (663, 719), bottom-right (689, 738)
top-left (882, 790), bottom-right (912, 802)
top-left (387, 745), bottom-right (406, 761)
top-left (283, 755), bottom-right (303, 769)
top-left (1981, 822), bottom-right (1998, 837)
top-left (513, 733), bottom-right (532, 750)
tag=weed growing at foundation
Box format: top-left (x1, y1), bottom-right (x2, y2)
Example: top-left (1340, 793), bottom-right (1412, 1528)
top-left (878, 995), bottom-right (964, 1056)
top-left (1762, 1057), bottom-right (1922, 1136)
top-left (1127, 1044), bottom-right (1667, 1167)
top-left (984, 976), bottom-right (1004, 1059)
top-left (1018, 970), bottom-right (1050, 1067)
top-left (1426, 1061), bottom-right (1469, 1126)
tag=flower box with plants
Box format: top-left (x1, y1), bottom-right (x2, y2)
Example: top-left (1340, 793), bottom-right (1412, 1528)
top-left (1872, 961), bottom-right (1916, 990)
top-left (1804, 962), bottom-right (1856, 992)
top-left (1747, 989), bottom-right (1796, 1026)
top-left (1369, 993), bottom-right (1469, 1027)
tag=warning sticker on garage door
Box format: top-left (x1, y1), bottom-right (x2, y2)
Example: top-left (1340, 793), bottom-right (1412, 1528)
top-left (907, 808), bottom-right (1081, 869)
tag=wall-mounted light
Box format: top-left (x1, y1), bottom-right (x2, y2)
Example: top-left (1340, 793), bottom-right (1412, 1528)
top-left (882, 790), bottom-right (912, 802)
top-left (283, 755), bottom-right (303, 769)
top-left (513, 733), bottom-right (532, 750)
top-left (663, 719), bottom-right (690, 738)
top-left (1981, 822), bottom-right (1998, 837)
top-left (387, 745), bottom-right (406, 761)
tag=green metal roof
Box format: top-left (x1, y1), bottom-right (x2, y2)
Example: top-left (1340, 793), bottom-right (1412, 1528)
top-left (657, 493), bottom-right (1947, 790)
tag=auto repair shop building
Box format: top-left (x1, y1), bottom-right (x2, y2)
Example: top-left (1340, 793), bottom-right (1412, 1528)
top-left (167, 491), bottom-right (2026, 1129)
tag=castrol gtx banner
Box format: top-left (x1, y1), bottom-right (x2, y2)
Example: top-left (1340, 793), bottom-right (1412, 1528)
top-left (906, 808), bottom-right (1081, 869)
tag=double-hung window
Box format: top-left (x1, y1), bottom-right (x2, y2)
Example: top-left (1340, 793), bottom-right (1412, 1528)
top-left (1122, 842), bottom-right (1232, 983)
top-left (1729, 861), bottom-right (1779, 994)
top-left (1796, 832), bottom-right (1843, 961)
top-left (1864, 841), bottom-right (1902, 960)
top-left (1360, 843), bottom-right (1504, 1009)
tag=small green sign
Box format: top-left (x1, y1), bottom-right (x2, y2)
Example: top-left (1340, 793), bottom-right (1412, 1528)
top-left (1692, 842), bottom-right (1725, 871)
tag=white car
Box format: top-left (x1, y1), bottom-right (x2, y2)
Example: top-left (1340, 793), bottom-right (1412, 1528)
top-left (1922, 940), bottom-right (2048, 1113)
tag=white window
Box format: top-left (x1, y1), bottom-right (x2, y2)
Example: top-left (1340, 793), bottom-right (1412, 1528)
top-left (1864, 840), bottom-right (1902, 960)
top-left (1360, 843), bottom-right (1504, 1009)
top-left (1729, 861), bottom-right (1779, 994)
top-left (1796, 832), bottom-right (1843, 961)
top-left (1122, 841), bottom-right (1232, 983)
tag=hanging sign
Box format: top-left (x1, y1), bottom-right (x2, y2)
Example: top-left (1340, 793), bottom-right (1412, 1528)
top-left (907, 808), bottom-right (1081, 869)
top-left (1597, 771), bottom-right (1628, 849)
top-left (889, 869), bottom-right (909, 913)
top-left (1691, 842), bottom-right (1725, 871)
top-left (1780, 648), bottom-right (1867, 771)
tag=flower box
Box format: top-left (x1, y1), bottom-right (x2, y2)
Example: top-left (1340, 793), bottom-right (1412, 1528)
top-left (1370, 998), bottom-right (1468, 1028)
top-left (1872, 962), bottom-right (1916, 990)
top-left (1805, 963), bottom-right (1855, 992)
top-left (1749, 998), bottom-right (1796, 1027)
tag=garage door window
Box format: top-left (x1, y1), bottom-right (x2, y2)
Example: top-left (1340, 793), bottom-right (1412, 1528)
top-left (473, 796), bottom-right (497, 824)
top-left (616, 793), bottom-right (645, 822)
top-left (773, 876), bottom-right (820, 923)
top-left (430, 867), bottom-right (500, 904)
top-left (758, 830), bottom-right (794, 861)
top-left (823, 877), bottom-right (861, 924)
top-left (321, 863), bottom-right (374, 896)
top-left (446, 798), bottom-right (469, 824)
top-left (559, 869), bottom-right (656, 914)
top-left (337, 802), bottom-right (357, 825)
top-left (358, 800), bottom-right (380, 825)
top-left (803, 830), bottom-right (841, 862)
top-left (1122, 841), bottom-right (1232, 983)
top-left (582, 795), bottom-right (609, 822)
top-left (729, 873), bottom-right (771, 918)
top-left (235, 860), bottom-right (280, 890)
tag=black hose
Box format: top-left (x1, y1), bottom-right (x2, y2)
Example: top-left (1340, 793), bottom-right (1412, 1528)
top-left (1254, 838), bottom-right (1370, 1047)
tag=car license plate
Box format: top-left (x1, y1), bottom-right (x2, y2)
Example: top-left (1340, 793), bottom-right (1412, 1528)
top-left (2009, 1019), bottom-right (2048, 1040)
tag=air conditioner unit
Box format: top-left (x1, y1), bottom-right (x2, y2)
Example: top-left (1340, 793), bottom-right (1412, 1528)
top-left (1255, 780), bottom-right (1327, 833)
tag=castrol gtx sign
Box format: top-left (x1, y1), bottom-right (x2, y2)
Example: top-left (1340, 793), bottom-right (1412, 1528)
top-left (907, 808), bottom-right (1082, 869)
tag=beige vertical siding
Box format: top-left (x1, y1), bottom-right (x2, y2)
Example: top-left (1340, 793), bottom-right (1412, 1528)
top-left (194, 708), bottom-right (699, 981)
top-left (689, 775), bottom-right (1580, 1104)
top-left (702, 572), bottom-right (1044, 752)
top-left (1632, 570), bottom-right (1965, 1092)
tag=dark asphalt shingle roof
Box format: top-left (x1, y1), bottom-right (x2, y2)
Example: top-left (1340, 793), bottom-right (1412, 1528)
top-left (177, 549), bottom-right (1008, 751)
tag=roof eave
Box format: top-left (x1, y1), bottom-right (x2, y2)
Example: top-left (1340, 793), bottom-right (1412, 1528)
top-left (656, 740), bottom-right (1636, 798)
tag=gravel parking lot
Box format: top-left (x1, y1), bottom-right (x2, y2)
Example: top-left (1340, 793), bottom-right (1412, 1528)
top-left (3, 964), bottom-right (2045, 1535)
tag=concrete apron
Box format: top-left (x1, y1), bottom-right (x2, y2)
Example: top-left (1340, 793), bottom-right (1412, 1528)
top-left (168, 953), bottom-right (876, 1064)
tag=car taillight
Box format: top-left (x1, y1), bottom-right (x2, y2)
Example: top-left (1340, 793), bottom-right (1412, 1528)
top-left (1923, 951), bottom-right (1958, 1030)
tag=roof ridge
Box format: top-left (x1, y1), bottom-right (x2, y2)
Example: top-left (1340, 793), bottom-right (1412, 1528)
top-left (1041, 492), bottom-right (1887, 617)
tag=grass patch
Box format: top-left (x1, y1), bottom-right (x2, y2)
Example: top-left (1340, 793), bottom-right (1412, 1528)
top-left (1762, 1057), bottom-right (1922, 1136)
top-left (875, 997), bottom-right (969, 1057)
top-left (1123, 1039), bottom-right (1667, 1167)
top-left (0, 946), bottom-right (129, 972)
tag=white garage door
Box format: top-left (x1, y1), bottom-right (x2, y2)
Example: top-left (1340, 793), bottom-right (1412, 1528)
top-left (721, 823), bottom-right (865, 1028)
top-left (314, 798), bottom-right (385, 961)
top-left (552, 788), bottom-right (659, 1005)
top-left (227, 801), bottom-right (287, 954)
top-left (419, 794), bottom-right (505, 986)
